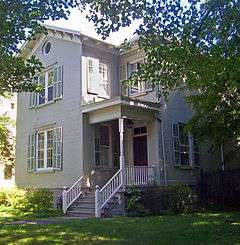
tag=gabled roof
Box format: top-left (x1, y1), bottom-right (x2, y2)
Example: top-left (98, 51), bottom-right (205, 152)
top-left (20, 24), bottom-right (118, 58)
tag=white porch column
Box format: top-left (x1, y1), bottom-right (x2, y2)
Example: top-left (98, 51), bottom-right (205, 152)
top-left (119, 118), bottom-right (125, 186)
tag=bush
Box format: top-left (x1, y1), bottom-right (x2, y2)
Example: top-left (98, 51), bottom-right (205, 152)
top-left (26, 188), bottom-right (54, 213)
top-left (0, 189), bottom-right (8, 206)
top-left (126, 187), bottom-right (151, 217)
top-left (165, 184), bottom-right (198, 214)
top-left (6, 188), bottom-right (28, 213)
top-left (2, 187), bottom-right (55, 215)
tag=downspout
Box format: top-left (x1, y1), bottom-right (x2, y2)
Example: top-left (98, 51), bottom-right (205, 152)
top-left (157, 117), bottom-right (167, 185)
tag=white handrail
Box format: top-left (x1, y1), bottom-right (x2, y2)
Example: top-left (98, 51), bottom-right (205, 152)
top-left (125, 166), bottom-right (155, 186)
top-left (62, 176), bottom-right (83, 214)
top-left (95, 168), bottom-right (123, 217)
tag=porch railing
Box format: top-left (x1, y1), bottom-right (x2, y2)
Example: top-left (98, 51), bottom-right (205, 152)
top-left (62, 176), bottom-right (84, 214)
top-left (95, 168), bottom-right (123, 217)
top-left (95, 165), bottom-right (155, 217)
top-left (125, 165), bottom-right (155, 186)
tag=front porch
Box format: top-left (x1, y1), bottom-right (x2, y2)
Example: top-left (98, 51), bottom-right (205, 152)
top-left (81, 96), bottom-right (161, 188)
top-left (63, 96), bottom-right (161, 217)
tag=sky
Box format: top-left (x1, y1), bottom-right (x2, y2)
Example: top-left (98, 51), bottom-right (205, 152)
top-left (45, 9), bottom-right (141, 46)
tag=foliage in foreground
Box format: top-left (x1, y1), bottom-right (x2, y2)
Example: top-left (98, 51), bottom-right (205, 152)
top-left (0, 187), bottom-right (60, 217)
top-left (0, 0), bottom-right (80, 95)
top-left (126, 184), bottom-right (198, 216)
top-left (0, 115), bottom-right (15, 175)
top-left (84, 0), bottom-right (240, 158)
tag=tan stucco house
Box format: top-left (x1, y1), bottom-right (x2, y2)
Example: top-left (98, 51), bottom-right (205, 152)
top-left (16, 25), bottom-right (218, 218)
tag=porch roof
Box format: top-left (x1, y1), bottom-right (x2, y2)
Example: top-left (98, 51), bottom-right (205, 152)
top-left (82, 96), bottom-right (160, 124)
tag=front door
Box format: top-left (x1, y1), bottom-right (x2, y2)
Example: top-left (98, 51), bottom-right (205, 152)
top-left (133, 135), bottom-right (148, 166)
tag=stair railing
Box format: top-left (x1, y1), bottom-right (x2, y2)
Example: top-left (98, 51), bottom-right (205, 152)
top-left (95, 168), bottom-right (123, 217)
top-left (62, 176), bottom-right (83, 214)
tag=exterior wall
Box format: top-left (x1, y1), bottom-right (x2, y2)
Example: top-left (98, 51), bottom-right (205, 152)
top-left (16, 36), bottom-right (83, 189)
top-left (159, 91), bottom-right (219, 184)
top-left (81, 42), bottom-right (119, 104)
top-left (15, 28), bottom-right (222, 192)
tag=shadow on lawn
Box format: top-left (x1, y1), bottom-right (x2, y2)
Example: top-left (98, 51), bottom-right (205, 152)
top-left (0, 212), bottom-right (240, 244)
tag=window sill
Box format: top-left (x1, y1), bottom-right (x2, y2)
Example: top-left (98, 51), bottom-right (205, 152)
top-left (35, 100), bottom-right (56, 109)
top-left (29, 97), bottom-right (63, 110)
top-left (33, 169), bottom-right (55, 173)
top-left (129, 89), bottom-right (153, 98)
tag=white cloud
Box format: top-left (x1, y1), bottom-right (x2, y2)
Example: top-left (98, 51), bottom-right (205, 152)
top-left (45, 9), bottom-right (140, 46)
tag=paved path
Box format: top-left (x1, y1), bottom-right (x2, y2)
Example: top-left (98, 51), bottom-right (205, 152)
top-left (5, 216), bottom-right (89, 225)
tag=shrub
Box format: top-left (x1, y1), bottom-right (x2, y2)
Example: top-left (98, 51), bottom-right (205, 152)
top-left (5, 187), bottom-right (55, 215)
top-left (26, 188), bottom-right (54, 213)
top-left (0, 189), bottom-right (8, 206)
top-left (5, 188), bottom-right (27, 213)
top-left (165, 184), bottom-right (198, 214)
top-left (126, 187), bottom-right (151, 217)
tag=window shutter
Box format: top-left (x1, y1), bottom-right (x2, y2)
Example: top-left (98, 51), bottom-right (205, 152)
top-left (54, 65), bottom-right (63, 100)
top-left (172, 124), bottom-right (180, 165)
top-left (53, 127), bottom-right (63, 170)
top-left (87, 57), bottom-right (99, 94)
top-left (29, 79), bottom-right (37, 108)
top-left (27, 133), bottom-right (36, 172)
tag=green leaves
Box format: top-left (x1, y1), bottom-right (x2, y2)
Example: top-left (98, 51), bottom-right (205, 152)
top-left (0, 0), bottom-right (80, 95)
top-left (84, 0), bottom-right (240, 151)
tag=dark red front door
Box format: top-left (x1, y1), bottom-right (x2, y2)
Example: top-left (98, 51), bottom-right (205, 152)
top-left (133, 135), bottom-right (148, 166)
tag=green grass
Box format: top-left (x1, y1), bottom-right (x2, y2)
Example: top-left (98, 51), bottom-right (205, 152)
top-left (0, 207), bottom-right (240, 245)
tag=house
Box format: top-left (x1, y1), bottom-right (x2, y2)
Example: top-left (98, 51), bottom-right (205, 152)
top-left (16, 25), bottom-right (218, 217)
top-left (0, 95), bottom-right (16, 188)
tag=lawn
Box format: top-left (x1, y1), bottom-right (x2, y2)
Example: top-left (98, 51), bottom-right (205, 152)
top-left (0, 207), bottom-right (240, 245)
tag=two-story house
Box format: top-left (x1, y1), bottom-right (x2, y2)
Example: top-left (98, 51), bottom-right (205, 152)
top-left (16, 25), bottom-right (217, 218)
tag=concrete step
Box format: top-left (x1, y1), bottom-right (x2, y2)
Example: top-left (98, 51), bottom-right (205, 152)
top-left (66, 211), bottom-right (95, 219)
top-left (68, 207), bottom-right (95, 214)
top-left (71, 203), bottom-right (95, 209)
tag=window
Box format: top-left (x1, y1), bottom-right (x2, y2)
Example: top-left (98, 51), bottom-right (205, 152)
top-left (29, 65), bottom-right (63, 108)
top-left (27, 127), bottom-right (62, 172)
top-left (99, 63), bottom-right (108, 81)
top-left (37, 129), bottom-right (54, 169)
top-left (173, 123), bottom-right (199, 166)
top-left (88, 59), bottom-right (93, 73)
top-left (42, 41), bottom-right (51, 55)
top-left (95, 125), bottom-right (111, 166)
top-left (127, 61), bottom-right (151, 95)
top-left (134, 126), bottom-right (147, 136)
top-left (87, 57), bottom-right (110, 98)
top-left (98, 63), bottom-right (109, 98)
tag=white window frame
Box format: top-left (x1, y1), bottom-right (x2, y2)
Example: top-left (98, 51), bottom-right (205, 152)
top-left (173, 123), bottom-right (199, 167)
top-left (98, 62), bottom-right (110, 99)
top-left (127, 59), bottom-right (151, 96)
top-left (36, 129), bottom-right (54, 170)
top-left (37, 68), bottom-right (54, 105)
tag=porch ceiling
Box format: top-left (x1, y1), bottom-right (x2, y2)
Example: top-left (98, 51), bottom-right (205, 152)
top-left (82, 96), bottom-right (160, 124)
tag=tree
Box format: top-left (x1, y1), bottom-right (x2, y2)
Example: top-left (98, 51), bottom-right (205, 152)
top-left (83, 0), bottom-right (240, 157)
top-left (0, 0), bottom-right (80, 96)
top-left (0, 0), bottom-right (80, 168)
top-left (0, 115), bottom-right (14, 176)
